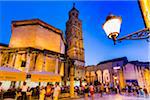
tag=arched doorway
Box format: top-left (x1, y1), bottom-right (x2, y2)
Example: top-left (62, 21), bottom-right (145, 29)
top-left (85, 71), bottom-right (90, 83)
top-left (96, 70), bottom-right (102, 83)
top-left (103, 69), bottom-right (110, 83)
top-left (90, 71), bottom-right (95, 84)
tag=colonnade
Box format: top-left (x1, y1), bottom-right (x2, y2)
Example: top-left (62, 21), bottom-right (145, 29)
top-left (85, 69), bottom-right (111, 84)
top-left (0, 48), bottom-right (64, 74)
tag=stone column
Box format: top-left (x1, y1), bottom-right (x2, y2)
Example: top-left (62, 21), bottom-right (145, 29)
top-left (14, 53), bottom-right (20, 69)
top-left (55, 57), bottom-right (59, 74)
top-left (70, 63), bottom-right (74, 98)
top-left (110, 69), bottom-right (113, 84)
top-left (102, 71), bottom-right (103, 83)
top-left (42, 53), bottom-right (46, 71)
top-left (25, 52), bottom-right (31, 73)
top-left (89, 72), bottom-right (91, 84)
top-left (119, 67), bottom-right (125, 89)
top-left (64, 62), bottom-right (68, 86)
top-left (6, 53), bottom-right (10, 66)
top-left (33, 53), bottom-right (38, 70)
top-left (11, 52), bottom-right (17, 68)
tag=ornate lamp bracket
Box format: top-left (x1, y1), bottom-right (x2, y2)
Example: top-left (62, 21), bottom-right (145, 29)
top-left (117, 28), bottom-right (150, 43)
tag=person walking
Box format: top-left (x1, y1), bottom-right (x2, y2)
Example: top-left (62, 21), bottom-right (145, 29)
top-left (53, 83), bottom-right (61, 100)
top-left (128, 84), bottom-right (132, 96)
top-left (99, 83), bottom-right (104, 97)
top-left (106, 84), bottom-right (109, 94)
top-left (135, 86), bottom-right (139, 97)
top-left (45, 83), bottom-right (52, 100)
top-left (84, 85), bottom-right (89, 100)
top-left (89, 83), bottom-right (94, 100)
top-left (0, 82), bottom-right (3, 100)
top-left (40, 86), bottom-right (46, 100)
top-left (143, 86), bottom-right (149, 98)
top-left (21, 82), bottom-right (28, 100)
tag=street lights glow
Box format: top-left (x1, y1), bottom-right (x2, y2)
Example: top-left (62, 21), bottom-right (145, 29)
top-left (102, 14), bottom-right (150, 44)
top-left (102, 14), bottom-right (122, 44)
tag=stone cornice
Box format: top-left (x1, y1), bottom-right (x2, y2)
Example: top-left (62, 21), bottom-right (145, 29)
top-left (12, 19), bottom-right (66, 45)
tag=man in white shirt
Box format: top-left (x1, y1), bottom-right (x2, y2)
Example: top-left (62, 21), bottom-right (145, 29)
top-left (21, 82), bottom-right (28, 100)
top-left (53, 82), bottom-right (61, 100)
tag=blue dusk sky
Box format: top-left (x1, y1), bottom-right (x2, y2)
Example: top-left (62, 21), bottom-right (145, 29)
top-left (0, 1), bottom-right (149, 65)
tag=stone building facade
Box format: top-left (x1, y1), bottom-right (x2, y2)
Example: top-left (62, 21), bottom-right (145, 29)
top-left (85, 57), bottom-right (128, 88)
top-left (85, 57), bottom-right (150, 91)
top-left (65, 4), bottom-right (85, 83)
top-left (0, 19), bottom-right (66, 89)
top-left (123, 61), bottom-right (150, 92)
top-left (8, 19), bottom-right (65, 73)
top-left (10, 19), bottom-right (65, 53)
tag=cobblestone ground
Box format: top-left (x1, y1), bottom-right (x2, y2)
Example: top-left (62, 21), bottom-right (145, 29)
top-left (4, 94), bottom-right (150, 100)
top-left (60, 94), bottom-right (150, 100)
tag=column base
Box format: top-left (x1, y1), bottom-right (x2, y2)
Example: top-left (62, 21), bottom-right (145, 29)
top-left (70, 95), bottom-right (80, 99)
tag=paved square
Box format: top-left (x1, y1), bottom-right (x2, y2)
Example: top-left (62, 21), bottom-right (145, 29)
top-left (60, 94), bottom-right (150, 100)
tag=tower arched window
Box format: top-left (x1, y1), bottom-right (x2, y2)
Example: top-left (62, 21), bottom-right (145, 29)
top-left (75, 21), bottom-right (77, 24)
top-left (76, 13), bottom-right (78, 18)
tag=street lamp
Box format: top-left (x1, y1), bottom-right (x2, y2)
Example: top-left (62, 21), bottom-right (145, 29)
top-left (102, 14), bottom-right (150, 44)
top-left (102, 14), bottom-right (122, 44)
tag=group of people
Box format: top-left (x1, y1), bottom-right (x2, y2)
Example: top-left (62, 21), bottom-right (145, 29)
top-left (83, 83), bottom-right (108, 100)
top-left (39, 82), bottom-right (61, 100)
top-left (124, 83), bottom-right (149, 97)
top-left (0, 81), bottom-right (149, 100)
top-left (0, 82), bottom-right (61, 100)
top-left (81, 82), bottom-right (149, 100)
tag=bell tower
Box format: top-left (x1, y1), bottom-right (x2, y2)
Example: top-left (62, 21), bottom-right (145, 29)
top-left (66, 3), bottom-right (85, 81)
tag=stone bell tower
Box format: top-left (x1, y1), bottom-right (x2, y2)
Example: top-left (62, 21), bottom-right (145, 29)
top-left (66, 3), bottom-right (85, 82)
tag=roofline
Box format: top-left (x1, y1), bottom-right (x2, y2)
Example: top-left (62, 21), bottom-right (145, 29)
top-left (0, 43), bottom-right (8, 47)
top-left (97, 57), bottom-right (128, 65)
top-left (129, 61), bottom-right (150, 63)
top-left (12, 19), bottom-right (66, 45)
top-left (85, 65), bottom-right (96, 68)
top-left (128, 61), bottom-right (150, 65)
top-left (12, 19), bottom-right (62, 33)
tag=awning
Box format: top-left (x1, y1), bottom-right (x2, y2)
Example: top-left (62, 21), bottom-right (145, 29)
top-left (0, 67), bottom-right (26, 81)
top-left (30, 71), bottom-right (61, 82)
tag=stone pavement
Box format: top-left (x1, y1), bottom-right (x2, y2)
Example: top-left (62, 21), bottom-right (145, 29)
top-left (3, 94), bottom-right (150, 100)
top-left (59, 94), bottom-right (150, 100)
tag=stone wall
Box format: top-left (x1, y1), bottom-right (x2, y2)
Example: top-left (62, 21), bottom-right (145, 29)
top-left (9, 24), bottom-right (64, 53)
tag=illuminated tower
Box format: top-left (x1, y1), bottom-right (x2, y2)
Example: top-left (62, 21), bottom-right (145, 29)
top-left (66, 4), bottom-right (85, 81)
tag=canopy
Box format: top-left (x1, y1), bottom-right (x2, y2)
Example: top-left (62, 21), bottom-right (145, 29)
top-left (0, 67), bottom-right (26, 81)
top-left (30, 71), bottom-right (61, 82)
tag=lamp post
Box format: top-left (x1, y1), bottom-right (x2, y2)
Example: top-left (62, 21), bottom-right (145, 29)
top-left (102, 14), bottom-right (150, 44)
